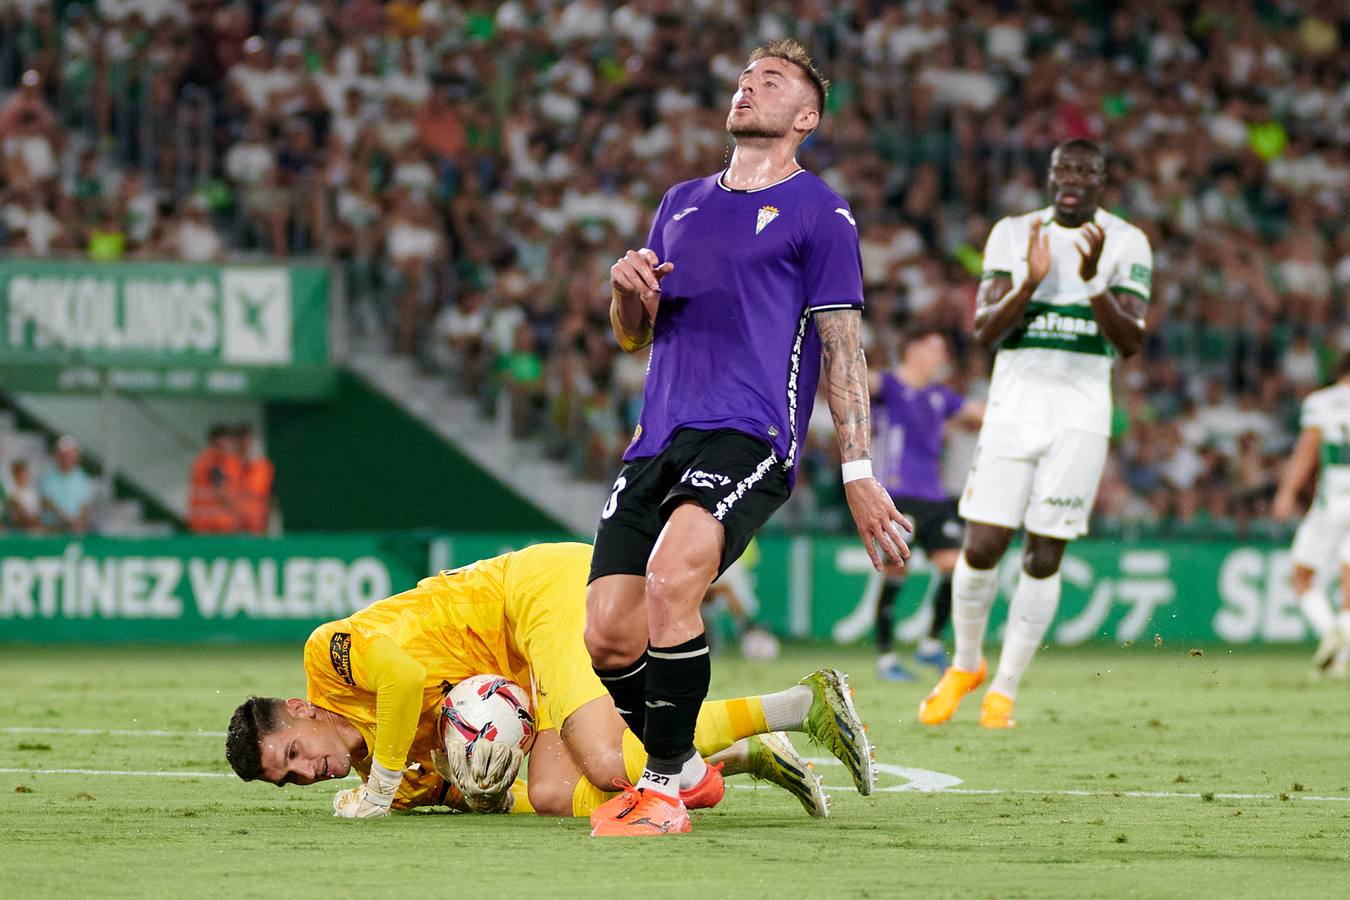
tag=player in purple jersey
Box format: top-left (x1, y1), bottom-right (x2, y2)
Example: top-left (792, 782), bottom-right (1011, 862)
top-left (868, 329), bottom-right (983, 680)
top-left (583, 39), bottom-right (910, 837)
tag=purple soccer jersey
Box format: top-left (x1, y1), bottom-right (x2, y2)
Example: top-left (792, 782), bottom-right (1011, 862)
top-left (873, 371), bottom-right (965, 502)
top-left (624, 169), bottom-right (864, 487)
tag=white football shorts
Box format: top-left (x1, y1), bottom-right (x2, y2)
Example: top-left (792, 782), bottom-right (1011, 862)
top-left (1290, 504), bottom-right (1350, 572)
top-left (958, 420), bottom-right (1108, 540)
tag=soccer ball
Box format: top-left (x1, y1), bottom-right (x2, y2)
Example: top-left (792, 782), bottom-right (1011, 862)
top-left (437, 674), bottom-right (536, 756)
top-left (740, 627), bottom-right (781, 661)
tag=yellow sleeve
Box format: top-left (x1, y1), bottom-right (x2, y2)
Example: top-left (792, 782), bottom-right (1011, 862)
top-left (350, 633), bottom-right (428, 773)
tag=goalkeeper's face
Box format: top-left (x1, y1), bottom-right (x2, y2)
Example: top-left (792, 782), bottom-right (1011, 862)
top-left (257, 704), bottom-right (355, 787)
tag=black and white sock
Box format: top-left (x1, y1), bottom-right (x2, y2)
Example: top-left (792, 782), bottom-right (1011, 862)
top-left (637, 634), bottom-right (711, 796)
top-left (594, 652), bottom-right (649, 739)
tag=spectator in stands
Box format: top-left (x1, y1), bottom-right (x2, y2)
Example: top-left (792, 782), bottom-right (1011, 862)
top-left (188, 424), bottom-right (243, 534)
top-left (1, 2), bottom-right (1346, 538)
top-left (39, 436), bottom-right (93, 533)
top-left (235, 424), bottom-right (275, 536)
top-left (4, 458), bottom-right (43, 533)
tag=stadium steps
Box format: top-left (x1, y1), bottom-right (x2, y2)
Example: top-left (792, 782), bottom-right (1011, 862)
top-left (345, 349), bottom-right (608, 534)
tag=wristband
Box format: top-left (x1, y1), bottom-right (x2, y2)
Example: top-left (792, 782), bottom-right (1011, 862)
top-left (841, 460), bottom-right (873, 484)
top-left (364, 761), bottom-right (403, 810)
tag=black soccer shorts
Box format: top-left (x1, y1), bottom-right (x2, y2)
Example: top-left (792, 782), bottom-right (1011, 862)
top-left (892, 495), bottom-right (964, 553)
top-left (589, 428), bottom-right (790, 581)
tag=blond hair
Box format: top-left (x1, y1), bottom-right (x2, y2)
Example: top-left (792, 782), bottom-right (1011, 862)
top-left (747, 39), bottom-right (829, 114)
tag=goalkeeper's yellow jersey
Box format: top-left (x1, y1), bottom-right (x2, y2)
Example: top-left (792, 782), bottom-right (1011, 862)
top-left (302, 541), bottom-right (597, 810)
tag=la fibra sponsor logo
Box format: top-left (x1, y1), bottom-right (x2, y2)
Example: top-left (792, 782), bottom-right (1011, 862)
top-left (1025, 310), bottom-right (1099, 340)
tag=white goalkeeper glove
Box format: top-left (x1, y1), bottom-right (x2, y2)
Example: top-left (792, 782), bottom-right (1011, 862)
top-left (431, 740), bottom-right (522, 814)
top-left (332, 761), bottom-right (402, 819)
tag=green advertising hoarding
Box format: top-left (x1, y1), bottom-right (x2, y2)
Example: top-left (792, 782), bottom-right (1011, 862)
top-left (0, 535), bottom-right (428, 642)
top-left (0, 260), bottom-right (334, 398)
top-left (0, 534), bottom-right (1317, 644)
top-left (437, 534), bottom-right (1317, 647)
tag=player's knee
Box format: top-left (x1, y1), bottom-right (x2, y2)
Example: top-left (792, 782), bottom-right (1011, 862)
top-left (1291, 565), bottom-right (1315, 594)
top-left (584, 619), bottom-right (643, 670)
top-left (644, 562), bottom-right (711, 616)
top-left (1022, 543), bottom-right (1065, 579)
top-left (577, 752), bottom-right (626, 792)
top-left (526, 778), bottom-right (574, 817)
top-left (963, 539), bottom-right (1002, 571)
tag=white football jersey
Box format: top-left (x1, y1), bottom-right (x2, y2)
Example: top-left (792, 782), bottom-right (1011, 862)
top-left (981, 206), bottom-right (1152, 436)
top-left (1301, 382), bottom-right (1350, 509)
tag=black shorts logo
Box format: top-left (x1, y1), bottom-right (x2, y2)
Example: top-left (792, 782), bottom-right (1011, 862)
top-left (329, 633), bottom-right (356, 686)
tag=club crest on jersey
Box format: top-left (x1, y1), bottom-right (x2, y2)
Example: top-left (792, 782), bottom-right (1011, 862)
top-left (755, 205), bottom-right (780, 234)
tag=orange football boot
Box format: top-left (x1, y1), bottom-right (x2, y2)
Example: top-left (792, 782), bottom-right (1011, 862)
top-left (979, 691), bottom-right (1016, 729)
top-left (589, 783), bottom-right (641, 831)
top-left (917, 659), bottom-right (987, 725)
top-left (679, 762), bottom-right (725, 810)
top-left (590, 788), bottom-right (690, 837)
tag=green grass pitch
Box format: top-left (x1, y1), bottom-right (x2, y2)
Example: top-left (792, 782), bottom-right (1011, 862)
top-left (4, 642), bottom-right (1350, 898)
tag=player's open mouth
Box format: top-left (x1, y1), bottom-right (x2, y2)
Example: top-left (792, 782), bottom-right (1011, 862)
top-left (1058, 193), bottom-right (1081, 206)
top-left (736, 100), bottom-right (753, 111)
top-left (321, 757), bottom-right (329, 778)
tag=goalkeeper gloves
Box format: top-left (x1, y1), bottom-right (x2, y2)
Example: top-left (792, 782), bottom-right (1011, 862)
top-left (332, 761), bottom-right (402, 819)
top-left (431, 740), bottom-right (522, 814)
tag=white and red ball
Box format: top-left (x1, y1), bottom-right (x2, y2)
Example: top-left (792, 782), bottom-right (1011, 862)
top-left (437, 674), bottom-right (536, 756)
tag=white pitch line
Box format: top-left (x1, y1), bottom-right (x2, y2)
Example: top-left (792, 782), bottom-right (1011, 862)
top-left (3, 727), bottom-right (226, 739)
top-left (7, 735), bottom-right (1350, 803)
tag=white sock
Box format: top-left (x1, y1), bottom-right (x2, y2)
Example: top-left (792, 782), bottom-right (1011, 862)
top-left (952, 553), bottom-right (998, 671)
top-left (636, 750), bottom-right (707, 796)
top-left (677, 752), bottom-right (708, 791)
top-left (990, 570), bottom-right (1062, 700)
top-left (878, 651), bottom-right (899, 668)
top-left (760, 685), bottom-right (812, 732)
top-left (1300, 588), bottom-right (1335, 637)
top-left (918, 637), bottom-right (943, 655)
top-left (1337, 609), bottom-right (1350, 636)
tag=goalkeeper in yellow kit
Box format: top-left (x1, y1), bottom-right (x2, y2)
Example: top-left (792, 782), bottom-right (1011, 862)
top-left (224, 542), bottom-right (873, 819)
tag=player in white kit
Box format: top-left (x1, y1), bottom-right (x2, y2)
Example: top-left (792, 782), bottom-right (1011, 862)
top-left (918, 139), bottom-right (1153, 728)
top-left (1273, 354), bottom-right (1350, 677)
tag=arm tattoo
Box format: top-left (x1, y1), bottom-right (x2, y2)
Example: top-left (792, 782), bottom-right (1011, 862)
top-left (815, 309), bottom-right (871, 463)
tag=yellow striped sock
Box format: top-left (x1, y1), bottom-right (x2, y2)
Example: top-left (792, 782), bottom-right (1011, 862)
top-left (571, 778), bottom-right (616, 817)
top-left (693, 697), bottom-right (770, 756)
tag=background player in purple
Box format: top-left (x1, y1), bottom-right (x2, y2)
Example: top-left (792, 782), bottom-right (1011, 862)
top-left (583, 39), bottom-right (910, 837)
top-left (868, 329), bottom-right (984, 681)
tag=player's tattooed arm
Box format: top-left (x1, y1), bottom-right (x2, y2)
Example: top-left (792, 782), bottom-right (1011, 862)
top-left (815, 309), bottom-right (871, 463)
top-left (973, 219), bottom-right (1050, 349)
top-left (1077, 223), bottom-right (1145, 357)
top-left (608, 248), bottom-right (673, 352)
top-left (817, 309), bottom-right (912, 572)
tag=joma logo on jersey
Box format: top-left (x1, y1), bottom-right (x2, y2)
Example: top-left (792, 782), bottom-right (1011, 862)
top-left (755, 205), bottom-right (780, 234)
top-left (1026, 312), bottom-right (1100, 339)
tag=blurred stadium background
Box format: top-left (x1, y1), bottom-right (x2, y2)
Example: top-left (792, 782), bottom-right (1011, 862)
top-left (6, 4), bottom-right (1350, 896)
top-left (0, 0), bottom-right (1346, 652)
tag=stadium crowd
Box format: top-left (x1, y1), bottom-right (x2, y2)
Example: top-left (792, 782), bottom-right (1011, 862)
top-left (1, 0), bottom-right (1347, 536)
